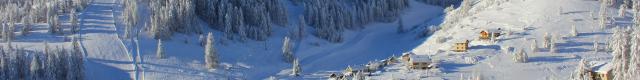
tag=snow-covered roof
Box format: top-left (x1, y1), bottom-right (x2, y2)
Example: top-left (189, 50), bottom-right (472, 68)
top-left (592, 62), bottom-right (613, 73)
top-left (409, 55), bottom-right (431, 63)
top-left (403, 52), bottom-right (416, 56)
top-left (485, 28), bottom-right (502, 32)
top-left (452, 39), bottom-right (470, 43)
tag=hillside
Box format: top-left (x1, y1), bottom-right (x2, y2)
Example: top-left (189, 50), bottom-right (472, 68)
top-left (368, 0), bottom-right (633, 80)
top-left (2, 0), bottom-right (639, 80)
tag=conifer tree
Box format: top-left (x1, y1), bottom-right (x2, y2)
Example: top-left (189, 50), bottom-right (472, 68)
top-left (282, 36), bottom-right (293, 63)
top-left (291, 59), bottom-right (301, 76)
top-left (531, 39), bottom-right (538, 52)
top-left (30, 55), bottom-right (42, 80)
top-left (205, 32), bottom-right (218, 69)
top-left (571, 25), bottom-right (578, 37)
top-left (22, 15), bottom-right (32, 36)
top-left (571, 59), bottom-right (592, 80)
top-left (70, 9), bottom-right (79, 34)
top-left (156, 39), bottom-right (165, 59)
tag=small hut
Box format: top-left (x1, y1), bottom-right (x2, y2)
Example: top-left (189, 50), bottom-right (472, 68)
top-left (452, 40), bottom-right (470, 52)
top-left (407, 55), bottom-right (433, 70)
top-left (365, 61), bottom-right (382, 72)
top-left (592, 63), bottom-right (613, 80)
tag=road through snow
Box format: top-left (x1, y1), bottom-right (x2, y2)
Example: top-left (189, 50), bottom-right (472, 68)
top-left (79, 0), bottom-right (135, 79)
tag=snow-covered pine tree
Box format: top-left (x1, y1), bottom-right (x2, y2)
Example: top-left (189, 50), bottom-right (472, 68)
top-left (0, 43), bottom-right (85, 80)
top-left (282, 36), bottom-right (294, 63)
top-left (304, 0), bottom-right (409, 42)
top-left (626, 27), bottom-right (640, 80)
top-left (70, 9), bottom-right (79, 34)
top-left (147, 0), bottom-right (199, 40)
top-left (605, 0), bottom-right (615, 7)
top-left (291, 58), bottom-right (301, 76)
top-left (523, 49), bottom-right (529, 63)
top-left (234, 7), bottom-right (247, 41)
top-left (176, 0), bottom-right (197, 33)
top-left (67, 35), bottom-right (84, 80)
top-left (195, 0), bottom-right (279, 41)
top-left (633, 0), bottom-right (639, 12)
top-left (47, 2), bottom-right (61, 34)
top-left (444, 5), bottom-right (455, 13)
top-left (30, 54), bottom-right (42, 80)
top-left (193, 0), bottom-right (410, 42)
top-left (427, 25), bottom-right (439, 37)
top-left (459, 0), bottom-right (473, 17)
top-left (4, 47), bottom-right (18, 80)
top-left (266, 0), bottom-right (289, 26)
top-left (205, 32), bottom-right (218, 69)
top-left (44, 47), bottom-right (56, 79)
top-left (636, 13), bottom-right (640, 28)
top-left (222, 11), bottom-right (233, 40)
top-left (620, 3), bottom-right (628, 17)
top-left (513, 48), bottom-right (528, 63)
top-left (571, 24), bottom-right (578, 37)
top-left (55, 47), bottom-right (70, 80)
top-left (593, 40), bottom-right (599, 53)
top-left (610, 27), bottom-right (631, 80)
top-left (531, 39), bottom-right (538, 52)
top-left (74, 0), bottom-right (86, 10)
top-left (43, 41), bottom-right (49, 55)
top-left (3, 20), bottom-right (15, 42)
top-left (123, 0), bottom-right (137, 39)
top-left (156, 39), bottom-right (165, 59)
top-left (633, 0), bottom-right (640, 27)
top-left (543, 33), bottom-right (551, 48)
top-left (571, 59), bottom-right (592, 80)
top-left (397, 17), bottom-right (405, 33)
top-left (199, 34), bottom-right (205, 47)
top-left (550, 38), bottom-right (557, 54)
top-left (15, 48), bottom-right (28, 80)
top-left (0, 46), bottom-right (3, 76)
top-left (22, 14), bottom-right (32, 36)
top-left (72, 45), bottom-right (85, 80)
top-left (0, 22), bottom-right (3, 41)
top-left (0, 47), bottom-right (7, 80)
top-left (352, 71), bottom-right (365, 80)
top-left (148, 0), bottom-right (170, 39)
top-left (71, 36), bottom-right (81, 55)
top-left (599, 0), bottom-right (608, 29)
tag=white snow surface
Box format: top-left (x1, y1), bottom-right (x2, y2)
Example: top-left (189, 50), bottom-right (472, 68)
top-left (113, 0), bottom-right (446, 79)
top-left (5, 0), bottom-right (625, 79)
top-left (80, 0), bottom-right (136, 79)
top-left (371, 0), bottom-right (621, 80)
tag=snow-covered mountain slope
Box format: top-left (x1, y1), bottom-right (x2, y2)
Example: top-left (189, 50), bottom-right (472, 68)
top-left (368, 0), bottom-right (625, 80)
top-left (1, 0), bottom-right (137, 79)
top-left (108, 0), bottom-right (447, 79)
top-left (6, 0), bottom-right (625, 79)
